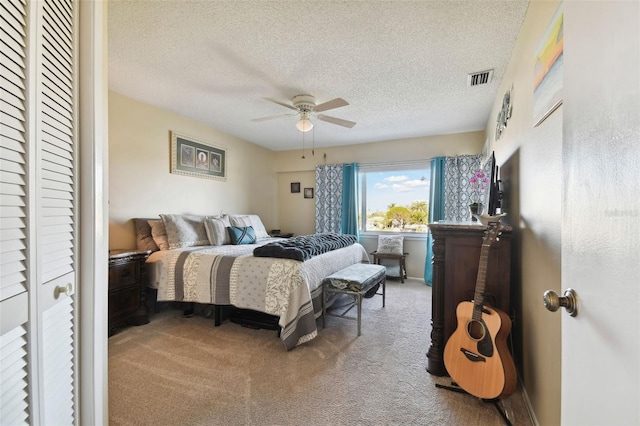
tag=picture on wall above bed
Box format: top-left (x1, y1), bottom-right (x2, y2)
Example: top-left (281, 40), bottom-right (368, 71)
top-left (170, 131), bottom-right (226, 181)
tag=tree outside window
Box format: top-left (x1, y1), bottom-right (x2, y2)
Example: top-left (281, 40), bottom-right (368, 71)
top-left (359, 167), bottom-right (430, 233)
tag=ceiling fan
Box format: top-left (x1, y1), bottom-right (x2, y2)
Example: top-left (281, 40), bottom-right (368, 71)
top-left (251, 95), bottom-right (356, 132)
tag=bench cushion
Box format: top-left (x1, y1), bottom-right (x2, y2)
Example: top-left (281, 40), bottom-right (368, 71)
top-left (323, 263), bottom-right (386, 293)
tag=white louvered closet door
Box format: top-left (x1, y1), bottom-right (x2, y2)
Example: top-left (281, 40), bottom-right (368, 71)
top-left (1, 0), bottom-right (78, 424)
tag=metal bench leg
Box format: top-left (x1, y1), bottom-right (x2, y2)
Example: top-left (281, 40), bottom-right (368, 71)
top-left (322, 287), bottom-right (327, 329)
top-left (357, 293), bottom-right (362, 336)
top-left (382, 277), bottom-right (386, 308)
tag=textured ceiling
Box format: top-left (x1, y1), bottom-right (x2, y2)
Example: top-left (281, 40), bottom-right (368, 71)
top-left (108, 1), bottom-right (529, 151)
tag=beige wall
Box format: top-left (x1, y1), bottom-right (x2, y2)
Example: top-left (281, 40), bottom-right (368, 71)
top-left (273, 132), bottom-right (485, 278)
top-left (108, 91), bottom-right (277, 250)
top-left (272, 132), bottom-right (485, 172)
top-left (485, 1), bottom-right (562, 424)
top-left (276, 170), bottom-right (316, 236)
top-left (108, 90), bottom-right (483, 276)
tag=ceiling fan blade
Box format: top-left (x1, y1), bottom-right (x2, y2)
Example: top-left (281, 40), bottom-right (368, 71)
top-left (314, 98), bottom-right (349, 112)
top-left (317, 114), bottom-right (356, 128)
top-left (263, 97), bottom-right (298, 111)
top-left (251, 113), bottom-right (295, 122)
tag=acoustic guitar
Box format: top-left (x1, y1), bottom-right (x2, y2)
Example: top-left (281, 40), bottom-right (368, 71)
top-left (443, 216), bottom-right (517, 400)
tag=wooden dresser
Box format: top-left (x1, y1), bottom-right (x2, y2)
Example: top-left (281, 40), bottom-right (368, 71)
top-left (426, 222), bottom-right (512, 376)
top-left (108, 250), bottom-right (151, 336)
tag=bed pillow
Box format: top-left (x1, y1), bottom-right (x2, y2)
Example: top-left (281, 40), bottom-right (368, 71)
top-left (228, 214), bottom-right (251, 227)
top-left (160, 214), bottom-right (209, 249)
top-left (148, 219), bottom-right (170, 251)
top-left (229, 214), bottom-right (269, 239)
top-left (133, 218), bottom-right (160, 252)
top-left (377, 234), bottom-right (404, 255)
top-left (204, 216), bottom-right (232, 245)
top-left (227, 226), bottom-right (257, 245)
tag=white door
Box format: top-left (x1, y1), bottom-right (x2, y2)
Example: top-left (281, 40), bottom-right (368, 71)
top-left (561, 2), bottom-right (640, 425)
top-left (1, 0), bottom-right (78, 424)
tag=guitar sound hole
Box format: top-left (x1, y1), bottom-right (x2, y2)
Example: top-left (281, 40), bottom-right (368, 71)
top-left (466, 319), bottom-right (485, 341)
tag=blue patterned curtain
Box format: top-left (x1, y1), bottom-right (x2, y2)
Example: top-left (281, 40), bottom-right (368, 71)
top-left (424, 154), bottom-right (492, 284)
top-left (424, 157), bottom-right (446, 285)
top-left (443, 154), bottom-right (484, 221)
top-left (315, 164), bottom-right (343, 233)
top-left (341, 163), bottom-right (359, 237)
top-left (316, 163), bottom-right (359, 237)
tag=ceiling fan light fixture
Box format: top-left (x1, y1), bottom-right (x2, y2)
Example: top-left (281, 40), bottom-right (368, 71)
top-left (253, 95), bottom-right (355, 132)
top-left (296, 117), bottom-right (313, 132)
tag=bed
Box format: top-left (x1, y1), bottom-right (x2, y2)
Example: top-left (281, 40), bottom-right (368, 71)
top-left (134, 215), bottom-right (369, 350)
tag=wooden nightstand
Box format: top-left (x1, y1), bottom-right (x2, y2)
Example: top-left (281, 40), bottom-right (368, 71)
top-left (108, 249), bottom-right (152, 336)
top-left (270, 232), bottom-right (294, 238)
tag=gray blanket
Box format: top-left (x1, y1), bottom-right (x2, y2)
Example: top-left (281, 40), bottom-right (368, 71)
top-left (253, 233), bottom-right (357, 261)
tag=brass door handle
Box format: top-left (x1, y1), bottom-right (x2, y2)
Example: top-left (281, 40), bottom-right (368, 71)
top-left (543, 288), bottom-right (578, 317)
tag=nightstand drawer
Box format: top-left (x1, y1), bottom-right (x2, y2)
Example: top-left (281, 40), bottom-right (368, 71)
top-left (109, 261), bottom-right (140, 291)
top-left (109, 286), bottom-right (141, 321)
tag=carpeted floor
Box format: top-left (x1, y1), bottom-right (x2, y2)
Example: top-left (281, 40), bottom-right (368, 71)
top-left (108, 278), bottom-right (532, 425)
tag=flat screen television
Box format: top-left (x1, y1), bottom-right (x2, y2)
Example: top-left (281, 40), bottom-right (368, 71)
top-left (487, 152), bottom-right (502, 216)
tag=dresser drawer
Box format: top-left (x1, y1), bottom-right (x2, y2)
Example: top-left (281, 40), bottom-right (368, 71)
top-left (109, 261), bottom-right (140, 291)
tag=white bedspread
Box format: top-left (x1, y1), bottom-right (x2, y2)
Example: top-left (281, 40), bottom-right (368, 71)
top-left (147, 240), bottom-right (370, 349)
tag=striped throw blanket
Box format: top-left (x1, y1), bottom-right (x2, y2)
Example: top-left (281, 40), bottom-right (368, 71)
top-left (253, 233), bottom-right (357, 261)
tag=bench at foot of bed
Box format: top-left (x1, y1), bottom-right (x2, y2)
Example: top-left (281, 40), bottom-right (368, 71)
top-left (321, 263), bottom-right (386, 336)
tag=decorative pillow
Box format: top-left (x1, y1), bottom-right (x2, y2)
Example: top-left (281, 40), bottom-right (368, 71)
top-left (204, 216), bottom-right (231, 245)
top-left (227, 226), bottom-right (257, 245)
top-left (147, 219), bottom-right (170, 251)
top-left (229, 214), bottom-right (270, 239)
top-left (377, 234), bottom-right (404, 255)
top-left (160, 214), bottom-right (209, 249)
top-left (133, 218), bottom-right (160, 252)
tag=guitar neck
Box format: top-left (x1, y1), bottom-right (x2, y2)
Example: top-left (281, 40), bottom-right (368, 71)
top-left (472, 242), bottom-right (491, 319)
top-left (472, 223), bottom-right (501, 320)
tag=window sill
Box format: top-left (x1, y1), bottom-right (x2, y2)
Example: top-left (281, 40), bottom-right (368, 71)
top-left (359, 232), bottom-right (427, 241)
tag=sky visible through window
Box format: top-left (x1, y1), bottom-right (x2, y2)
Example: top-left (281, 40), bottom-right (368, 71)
top-left (365, 169), bottom-right (430, 212)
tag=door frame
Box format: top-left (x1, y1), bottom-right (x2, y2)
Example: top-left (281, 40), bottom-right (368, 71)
top-left (78, 2), bottom-right (109, 424)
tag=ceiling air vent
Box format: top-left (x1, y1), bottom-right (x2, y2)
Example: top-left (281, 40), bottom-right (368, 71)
top-left (467, 69), bottom-right (494, 87)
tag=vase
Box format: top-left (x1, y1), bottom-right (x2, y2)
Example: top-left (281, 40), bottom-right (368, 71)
top-left (468, 203), bottom-right (484, 221)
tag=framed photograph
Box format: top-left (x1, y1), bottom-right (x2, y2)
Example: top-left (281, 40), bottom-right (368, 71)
top-left (171, 131), bottom-right (226, 181)
top-left (533, 3), bottom-right (563, 127)
top-left (304, 188), bottom-right (314, 199)
top-left (291, 182), bottom-right (300, 193)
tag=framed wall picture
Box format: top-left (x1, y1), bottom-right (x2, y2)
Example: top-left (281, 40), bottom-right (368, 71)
top-left (533, 3), bottom-right (563, 127)
top-left (291, 182), bottom-right (300, 193)
top-left (304, 188), bottom-right (314, 199)
top-left (170, 131), bottom-right (226, 181)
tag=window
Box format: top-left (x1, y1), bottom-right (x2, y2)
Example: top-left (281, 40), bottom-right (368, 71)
top-left (359, 164), bottom-right (430, 234)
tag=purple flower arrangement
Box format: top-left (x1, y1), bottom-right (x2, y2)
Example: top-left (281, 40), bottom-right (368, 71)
top-left (469, 170), bottom-right (489, 204)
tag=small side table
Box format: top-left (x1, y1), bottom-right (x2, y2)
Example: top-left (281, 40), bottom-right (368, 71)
top-left (108, 249), bottom-right (152, 336)
top-left (270, 232), bottom-right (294, 238)
top-left (370, 251), bottom-right (409, 283)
